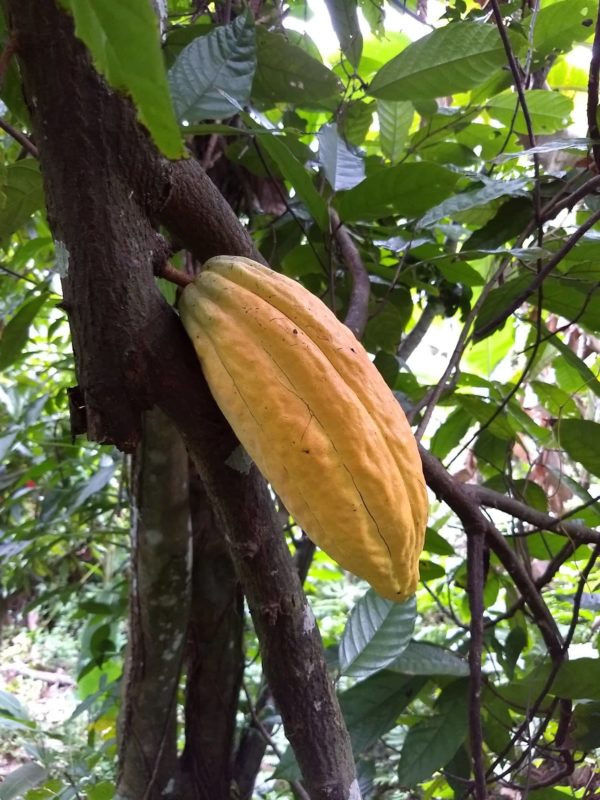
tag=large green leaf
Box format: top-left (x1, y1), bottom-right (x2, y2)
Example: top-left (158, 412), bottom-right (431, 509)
top-left (369, 22), bottom-right (524, 100)
top-left (0, 763), bottom-right (47, 800)
top-left (169, 14), bottom-right (256, 121)
top-left (487, 90), bottom-right (573, 135)
top-left (397, 680), bottom-right (469, 786)
top-left (533, 0), bottom-right (597, 57)
top-left (58, 0), bottom-right (183, 158)
top-left (252, 27), bottom-right (342, 109)
top-left (339, 590), bottom-right (416, 680)
top-left (335, 162), bottom-right (459, 222)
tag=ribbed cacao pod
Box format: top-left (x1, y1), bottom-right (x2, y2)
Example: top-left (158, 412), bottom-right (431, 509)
top-left (179, 256), bottom-right (428, 601)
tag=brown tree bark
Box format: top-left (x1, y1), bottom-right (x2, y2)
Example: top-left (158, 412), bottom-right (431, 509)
top-left (6, 2), bottom-right (361, 797)
top-left (119, 409), bottom-right (190, 800)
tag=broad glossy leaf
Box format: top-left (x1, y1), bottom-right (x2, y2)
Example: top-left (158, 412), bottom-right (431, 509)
top-left (369, 22), bottom-right (523, 100)
top-left (0, 293), bottom-right (48, 372)
top-left (548, 331), bottom-right (600, 399)
top-left (533, 0), bottom-right (597, 57)
top-left (419, 178), bottom-right (529, 227)
top-left (424, 527), bottom-right (455, 557)
top-left (487, 89), bottom-right (573, 135)
top-left (58, 0), bottom-right (183, 158)
top-left (169, 14), bottom-right (256, 121)
top-left (335, 162), bottom-right (459, 222)
top-left (340, 590), bottom-right (416, 680)
top-left (397, 680), bottom-right (469, 786)
top-left (571, 702), bottom-right (600, 750)
top-left (377, 100), bottom-right (413, 164)
top-left (318, 123), bottom-right (365, 191)
top-left (324, 0), bottom-right (362, 66)
top-left (253, 27), bottom-right (342, 109)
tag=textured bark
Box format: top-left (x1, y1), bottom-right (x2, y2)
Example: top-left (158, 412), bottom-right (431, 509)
top-left (118, 409), bottom-right (190, 800)
top-left (180, 470), bottom-right (244, 800)
top-left (8, 2), bottom-right (360, 797)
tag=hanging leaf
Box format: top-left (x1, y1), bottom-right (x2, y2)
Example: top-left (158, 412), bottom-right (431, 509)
top-left (487, 90), bottom-right (573, 135)
top-left (58, 0), bottom-right (184, 158)
top-left (0, 161), bottom-right (44, 243)
top-left (318, 123), bottom-right (365, 191)
top-left (557, 419), bottom-right (600, 478)
top-left (377, 99), bottom-right (413, 164)
top-left (324, 0), bottom-right (363, 66)
top-left (339, 589), bottom-right (416, 680)
top-left (369, 22), bottom-right (525, 101)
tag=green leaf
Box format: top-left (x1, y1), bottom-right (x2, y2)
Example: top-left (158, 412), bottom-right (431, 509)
top-left (419, 178), bottom-right (529, 227)
top-left (533, 0), bottom-right (597, 57)
top-left (430, 407), bottom-right (474, 459)
top-left (487, 90), bottom-right (573, 135)
top-left (69, 463), bottom-right (116, 513)
top-left (253, 27), bottom-right (342, 109)
top-left (257, 133), bottom-right (329, 230)
top-left (557, 419), bottom-right (600, 477)
top-left (324, 0), bottom-right (363, 66)
top-left (318, 123), bottom-right (365, 191)
top-left (340, 671), bottom-right (426, 753)
top-left (571, 701), bottom-right (600, 750)
top-left (397, 680), bottom-right (469, 786)
top-left (377, 100), bottom-right (413, 164)
top-left (546, 330), bottom-right (600, 400)
top-left (0, 763), bottom-right (47, 800)
top-left (58, 0), bottom-right (184, 158)
top-left (340, 590), bottom-right (416, 680)
top-left (335, 162), bottom-right (459, 222)
top-left (169, 14), bottom-right (256, 121)
top-left (0, 161), bottom-right (44, 242)
top-left (369, 22), bottom-right (524, 100)
top-left (424, 527), bottom-right (455, 557)
top-left (0, 293), bottom-right (48, 372)
top-left (390, 642), bottom-right (469, 677)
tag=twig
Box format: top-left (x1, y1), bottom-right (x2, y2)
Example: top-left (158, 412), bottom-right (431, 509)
top-left (157, 262), bottom-right (194, 287)
top-left (0, 118), bottom-right (38, 158)
top-left (473, 206), bottom-right (600, 341)
top-left (587, 4), bottom-right (600, 171)
top-left (330, 209), bottom-right (370, 339)
top-left (467, 529), bottom-right (487, 800)
top-left (463, 484), bottom-right (600, 544)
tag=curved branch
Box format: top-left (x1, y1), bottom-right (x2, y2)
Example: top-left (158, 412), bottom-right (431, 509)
top-left (330, 209), bottom-right (370, 339)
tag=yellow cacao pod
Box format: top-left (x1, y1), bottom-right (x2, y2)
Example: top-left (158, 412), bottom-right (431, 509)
top-left (179, 256), bottom-right (428, 602)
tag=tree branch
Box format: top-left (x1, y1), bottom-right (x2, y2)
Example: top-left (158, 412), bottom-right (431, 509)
top-left (330, 209), bottom-right (370, 339)
top-left (587, 3), bottom-right (600, 171)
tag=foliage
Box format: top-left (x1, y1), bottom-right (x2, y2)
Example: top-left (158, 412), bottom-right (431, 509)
top-left (2, 0), bottom-right (600, 798)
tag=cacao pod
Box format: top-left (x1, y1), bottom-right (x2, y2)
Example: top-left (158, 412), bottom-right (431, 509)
top-left (179, 256), bottom-right (428, 601)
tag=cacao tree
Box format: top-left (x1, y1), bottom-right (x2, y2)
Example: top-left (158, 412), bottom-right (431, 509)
top-left (1, 1), bottom-right (600, 799)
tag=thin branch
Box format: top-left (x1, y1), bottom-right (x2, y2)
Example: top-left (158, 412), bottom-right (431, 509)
top-left (157, 261), bottom-right (194, 288)
top-left (473, 206), bottom-right (600, 341)
top-left (330, 209), bottom-right (370, 339)
top-left (587, 4), bottom-right (600, 171)
top-left (0, 118), bottom-right (38, 158)
top-left (463, 484), bottom-right (600, 544)
top-left (467, 529), bottom-right (487, 800)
